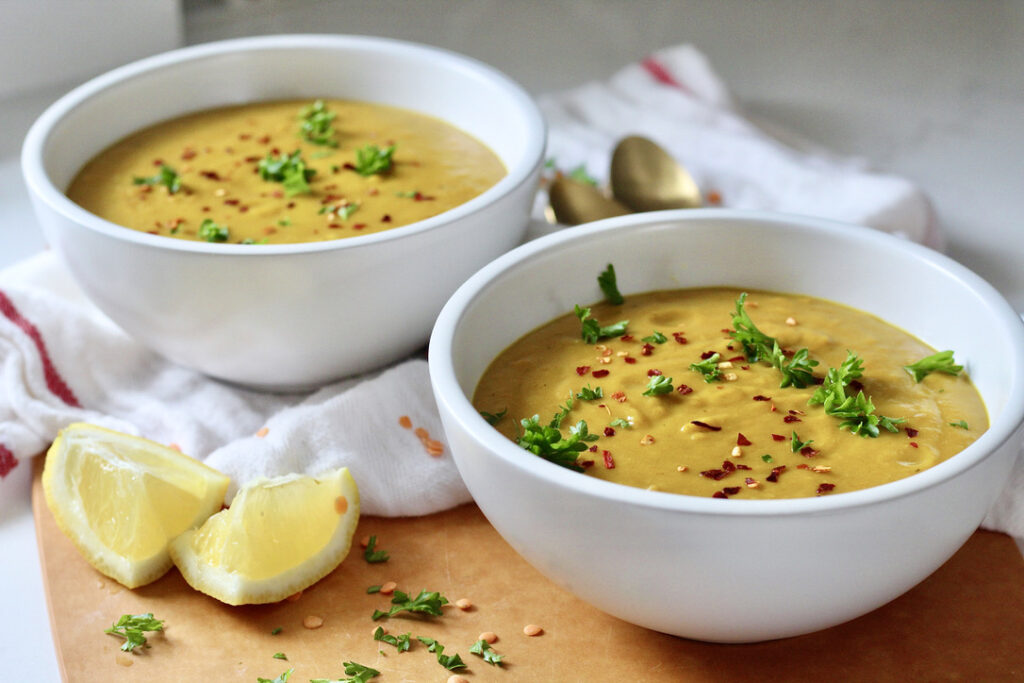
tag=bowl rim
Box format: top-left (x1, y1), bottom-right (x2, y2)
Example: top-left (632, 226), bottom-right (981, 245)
top-left (429, 208), bottom-right (1024, 517)
top-left (20, 33), bottom-right (546, 255)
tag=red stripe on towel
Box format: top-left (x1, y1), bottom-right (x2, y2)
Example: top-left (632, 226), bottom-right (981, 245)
top-left (0, 443), bottom-right (17, 478)
top-left (641, 56), bottom-right (691, 93)
top-left (0, 289), bottom-right (81, 408)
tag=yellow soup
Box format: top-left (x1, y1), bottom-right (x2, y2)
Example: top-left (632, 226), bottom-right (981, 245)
top-left (66, 99), bottom-right (506, 244)
top-left (474, 287), bottom-right (986, 499)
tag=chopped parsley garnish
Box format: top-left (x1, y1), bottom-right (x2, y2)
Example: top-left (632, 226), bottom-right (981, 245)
top-left (574, 304), bottom-right (628, 344)
top-left (761, 454), bottom-right (774, 463)
top-left (790, 431), bottom-right (813, 453)
top-left (517, 414), bottom-right (598, 472)
top-left (371, 589), bottom-right (449, 620)
top-left (240, 237), bottom-right (269, 245)
top-left (278, 217), bottom-right (292, 227)
top-left (310, 661), bottom-right (380, 683)
top-left (272, 652), bottom-right (287, 660)
top-left (731, 293), bottom-right (818, 388)
top-left (950, 419), bottom-right (969, 429)
top-left (690, 352), bottom-right (722, 383)
top-left (470, 639), bottom-right (505, 666)
top-left (270, 626), bottom-right (282, 635)
top-left (354, 144), bottom-right (396, 176)
top-left (319, 202), bottom-right (360, 220)
top-left (643, 374), bottom-right (674, 396)
top-left (480, 408), bottom-right (507, 425)
top-left (551, 397), bottom-right (574, 427)
top-left (299, 99), bottom-right (338, 147)
top-left (104, 612), bottom-right (164, 653)
top-left (363, 535), bottom-right (389, 564)
top-left (258, 669), bottom-right (293, 683)
top-left (373, 626), bottom-right (411, 652)
top-left (609, 418), bottom-right (632, 429)
top-left (568, 164), bottom-right (598, 186)
top-left (809, 351), bottom-right (904, 437)
top-left (597, 263), bottom-right (624, 305)
top-left (576, 384), bottom-right (603, 400)
top-left (132, 164), bottom-right (181, 194)
top-left (366, 585), bottom-right (382, 594)
top-left (904, 350), bottom-right (963, 383)
top-left (416, 637), bottom-right (466, 671)
top-left (642, 331), bottom-right (668, 344)
top-left (258, 150), bottom-right (316, 196)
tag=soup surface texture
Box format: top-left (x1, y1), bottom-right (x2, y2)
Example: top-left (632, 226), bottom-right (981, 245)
top-left (66, 99), bottom-right (506, 244)
top-left (473, 287), bottom-right (986, 499)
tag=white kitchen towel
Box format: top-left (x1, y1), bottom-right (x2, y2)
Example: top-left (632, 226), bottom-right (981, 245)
top-left (2, 44), bottom-right (1017, 534)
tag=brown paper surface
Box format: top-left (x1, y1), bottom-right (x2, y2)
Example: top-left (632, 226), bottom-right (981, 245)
top-left (33, 457), bottom-right (1023, 681)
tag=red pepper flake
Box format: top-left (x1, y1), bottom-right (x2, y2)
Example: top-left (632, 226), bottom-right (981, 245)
top-left (576, 366), bottom-right (591, 376)
top-left (620, 334), bottom-right (634, 342)
top-left (624, 356), bottom-right (637, 365)
top-left (413, 192), bottom-right (436, 201)
top-left (691, 421), bottom-right (721, 431)
top-left (353, 223), bottom-right (366, 230)
top-left (700, 468), bottom-right (730, 481)
top-left (647, 369), bottom-right (663, 377)
top-left (672, 332), bottom-right (688, 344)
top-left (700, 350), bottom-right (716, 360)
top-left (707, 190), bottom-right (723, 204)
top-left (788, 409), bottom-right (805, 416)
top-left (239, 206), bottom-right (249, 213)
top-left (800, 446), bottom-right (819, 458)
top-left (676, 384), bottom-right (693, 395)
top-left (771, 433), bottom-right (786, 441)
top-left (741, 365), bottom-right (750, 371)
top-left (592, 369), bottom-right (610, 378)
top-left (909, 442), bottom-right (919, 448)
top-left (721, 460), bottom-right (736, 473)
top-left (737, 433), bottom-right (752, 446)
top-left (224, 198), bottom-right (240, 206)
top-left (783, 415), bottom-right (802, 423)
top-left (752, 395), bottom-right (771, 401)
top-left (579, 460), bottom-right (595, 468)
top-left (328, 223), bottom-right (342, 229)
top-left (381, 214), bottom-right (392, 222)
top-left (641, 343), bottom-right (654, 356)
top-left (239, 133), bottom-right (252, 140)
top-left (712, 491), bottom-right (728, 499)
top-left (905, 427), bottom-right (919, 438)
top-left (770, 403), bottom-right (777, 412)
top-left (816, 483), bottom-right (836, 495)
top-left (603, 427), bottom-right (616, 437)
top-left (603, 450), bottom-right (615, 469)
top-left (588, 445), bottom-right (598, 453)
top-left (343, 162), bottom-right (356, 171)
top-left (321, 194), bottom-right (343, 204)
top-left (201, 206), bottom-right (211, 212)
top-left (152, 158), bottom-right (163, 166)
top-left (735, 464), bottom-right (752, 471)
top-left (611, 391), bottom-right (627, 403)
top-left (728, 355), bottom-right (746, 362)
top-left (181, 147), bottom-right (197, 160)
top-left (722, 486), bottom-right (741, 496)
top-left (287, 201), bottom-right (295, 209)
top-left (258, 135), bottom-right (271, 144)
top-left (721, 328), bottom-right (733, 335)
top-left (797, 464), bottom-right (810, 470)
top-left (245, 155), bottom-right (262, 163)
top-left (200, 170), bottom-right (221, 180)
top-left (766, 465), bottom-right (787, 483)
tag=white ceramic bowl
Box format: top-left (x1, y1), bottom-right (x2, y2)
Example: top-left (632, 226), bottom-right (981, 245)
top-left (429, 210), bottom-right (1024, 642)
top-left (22, 34), bottom-right (545, 390)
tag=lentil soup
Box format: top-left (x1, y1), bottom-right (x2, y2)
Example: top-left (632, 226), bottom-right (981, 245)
top-left (473, 286), bottom-right (987, 499)
top-left (66, 99), bottom-right (506, 245)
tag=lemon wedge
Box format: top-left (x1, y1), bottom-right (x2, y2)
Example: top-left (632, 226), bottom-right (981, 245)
top-left (168, 468), bottom-right (360, 605)
top-left (42, 423), bottom-right (230, 589)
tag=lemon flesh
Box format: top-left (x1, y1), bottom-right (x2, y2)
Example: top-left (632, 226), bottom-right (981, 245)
top-left (42, 423), bottom-right (230, 589)
top-left (169, 468), bottom-right (360, 605)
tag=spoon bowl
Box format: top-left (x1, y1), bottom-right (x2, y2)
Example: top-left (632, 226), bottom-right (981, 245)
top-left (610, 135), bottom-right (702, 211)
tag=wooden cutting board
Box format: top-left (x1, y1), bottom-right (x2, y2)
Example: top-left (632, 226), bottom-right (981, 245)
top-left (33, 457), bottom-right (1024, 681)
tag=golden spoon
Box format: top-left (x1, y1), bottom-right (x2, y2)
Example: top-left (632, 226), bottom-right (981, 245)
top-left (548, 176), bottom-right (631, 226)
top-left (610, 135), bottom-right (702, 212)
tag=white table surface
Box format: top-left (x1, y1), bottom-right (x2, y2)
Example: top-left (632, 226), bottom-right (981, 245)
top-left (2, 1), bottom-right (1022, 679)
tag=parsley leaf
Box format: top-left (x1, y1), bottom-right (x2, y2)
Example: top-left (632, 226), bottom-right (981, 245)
top-left (809, 351), bottom-right (904, 437)
top-left (950, 419), bottom-right (969, 429)
top-left (517, 415), bottom-right (598, 471)
top-left (319, 202), bottom-right (360, 220)
top-left (363, 535), bottom-right (389, 564)
top-left (310, 661), bottom-right (380, 683)
top-left (354, 144), bottom-right (396, 176)
top-left (597, 263), bottom-right (624, 305)
top-left (761, 454), bottom-right (774, 463)
top-left (258, 150), bottom-right (316, 196)
top-left (790, 431), bottom-right (813, 453)
top-left (480, 408), bottom-right (507, 425)
top-left (371, 589), bottom-right (449, 620)
top-left (568, 164), bottom-right (598, 186)
top-left (576, 384), bottom-right (603, 401)
top-left (299, 99), bottom-right (339, 147)
top-left (133, 164), bottom-right (181, 193)
top-left (609, 418), bottom-right (632, 429)
top-left (690, 353), bottom-right (722, 383)
top-left (574, 304), bottom-right (628, 344)
top-left (270, 626), bottom-right (282, 635)
top-left (470, 639), bottom-right (505, 666)
top-left (373, 626), bottom-right (411, 652)
top-left (416, 637), bottom-right (466, 671)
top-left (272, 652), bottom-right (287, 660)
top-left (730, 293), bottom-right (819, 388)
top-left (642, 331), bottom-right (668, 344)
top-left (258, 669), bottom-right (293, 683)
top-left (104, 612), bottom-right (164, 653)
top-left (904, 350), bottom-right (963, 383)
top-left (198, 218), bottom-right (229, 243)
top-left (643, 374), bottom-right (674, 396)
